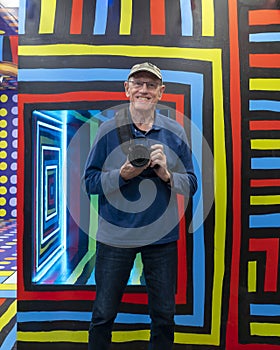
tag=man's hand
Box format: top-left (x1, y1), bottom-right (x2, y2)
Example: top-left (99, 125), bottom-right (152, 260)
top-left (120, 159), bottom-right (148, 181)
top-left (150, 144), bottom-right (171, 183)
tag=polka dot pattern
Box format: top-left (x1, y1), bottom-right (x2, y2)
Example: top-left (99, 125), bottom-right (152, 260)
top-left (0, 91), bottom-right (18, 219)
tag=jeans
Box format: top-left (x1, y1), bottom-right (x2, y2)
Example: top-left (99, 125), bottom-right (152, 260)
top-left (88, 241), bottom-right (177, 350)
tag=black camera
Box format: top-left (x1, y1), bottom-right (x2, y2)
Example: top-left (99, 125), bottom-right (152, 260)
top-left (128, 144), bottom-right (151, 167)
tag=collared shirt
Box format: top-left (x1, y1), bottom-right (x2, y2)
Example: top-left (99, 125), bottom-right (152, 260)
top-left (84, 110), bottom-right (197, 247)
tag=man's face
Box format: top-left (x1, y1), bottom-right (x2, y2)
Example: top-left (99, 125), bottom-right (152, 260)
top-left (124, 72), bottom-right (165, 113)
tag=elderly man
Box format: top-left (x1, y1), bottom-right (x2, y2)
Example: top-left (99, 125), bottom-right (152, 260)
top-left (84, 62), bottom-right (197, 350)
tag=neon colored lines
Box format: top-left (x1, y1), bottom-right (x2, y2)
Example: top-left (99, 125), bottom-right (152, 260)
top-left (39, 0), bottom-right (57, 34)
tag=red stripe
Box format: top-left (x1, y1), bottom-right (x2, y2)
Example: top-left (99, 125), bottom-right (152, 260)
top-left (226, 0), bottom-right (242, 348)
top-left (249, 54), bottom-right (280, 68)
top-left (70, 0), bottom-right (83, 34)
top-left (150, 0), bottom-right (166, 35)
top-left (249, 9), bottom-right (280, 26)
top-left (9, 36), bottom-right (18, 65)
top-left (17, 91), bottom-right (187, 303)
top-left (250, 120), bottom-right (280, 131)
top-left (250, 179), bottom-right (280, 187)
top-left (249, 238), bottom-right (279, 292)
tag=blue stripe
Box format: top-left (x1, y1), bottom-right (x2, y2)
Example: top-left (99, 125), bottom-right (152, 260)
top-left (250, 213), bottom-right (280, 228)
top-left (250, 304), bottom-right (280, 316)
top-left (0, 36), bottom-right (3, 61)
top-left (0, 324), bottom-right (16, 350)
top-left (93, 0), bottom-right (109, 35)
top-left (0, 291), bottom-right (16, 298)
top-left (163, 70), bottom-right (205, 326)
top-left (18, 68), bottom-right (130, 82)
top-left (180, 0), bottom-right (193, 36)
top-left (17, 68), bottom-right (206, 327)
top-left (250, 100), bottom-right (280, 112)
top-left (251, 157), bottom-right (280, 169)
top-left (17, 311), bottom-right (209, 325)
top-left (18, 0), bottom-right (26, 34)
top-left (249, 32), bottom-right (280, 42)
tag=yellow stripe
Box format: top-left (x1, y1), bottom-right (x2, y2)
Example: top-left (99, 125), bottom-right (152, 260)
top-left (0, 300), bottom-right (16, 332)
top-left (250, 195), bottom-right (280, 205)
top-left (65, 250), bottom-right (95, 284)
top-left (120, 0), bottom-right (132, 35)
top-left (17, 45), bottom-right (226, 345)
top-left (248, 261), bottom-right (257, 292)
top-left (18, 45), bottom-right (220, 62)
top-left (250, 322), bottom-right (280, 337)
top-left (17, 331), bottom-right (88, 343)
top-left (250, 78), bottom-right (280, 91)
top-left (0, 284), bottom-right (16, 290)
top-left (0, 271), bottom-right (13, 276)
top-left (39, 0), bottom-right (57, 34)
top-left (201, 0), bottom-right (215, 36)
top-left (251, 139), bottom-right (280, 150)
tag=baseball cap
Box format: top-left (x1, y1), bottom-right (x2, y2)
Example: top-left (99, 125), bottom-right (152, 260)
top-left (128, 62), bottom-right (162, 81)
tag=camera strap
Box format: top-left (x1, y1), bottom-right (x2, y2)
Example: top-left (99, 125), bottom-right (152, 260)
top-left (115, 107), bottom-right (134, 154)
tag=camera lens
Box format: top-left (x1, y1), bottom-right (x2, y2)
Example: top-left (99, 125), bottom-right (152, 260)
top-left (128, 144), bottom-right (150, 167)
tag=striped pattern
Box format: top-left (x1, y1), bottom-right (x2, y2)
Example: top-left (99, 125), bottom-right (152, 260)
top-left (0, 220), bottom-right (16, 350)
top-left (20, 0), bottom-right (215, 37)
top-left (247, 5), bottom-right (280, 343)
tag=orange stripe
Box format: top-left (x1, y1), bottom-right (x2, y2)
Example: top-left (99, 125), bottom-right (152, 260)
top-left (250, 120), bottom-right (280, 131)
top-left (9, 36), bottom-right (18, 65)
top-left (251, 179), bottom-right (280, 187)
top-left (250, 54), bottom-right (280, 68)
top-left (249, 9), bottom-right (280, 26)
top-left (70, 0), bottom-right (83, 34)
top-left (150, 0), bottom-right (166, 35)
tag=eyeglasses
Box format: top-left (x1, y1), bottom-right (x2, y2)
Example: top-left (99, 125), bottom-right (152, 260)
top-left (128, 79), bottom-right (161, 90)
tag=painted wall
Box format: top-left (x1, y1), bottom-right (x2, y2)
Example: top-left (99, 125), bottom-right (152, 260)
top-left (14, 0), bottom-right (280, 349)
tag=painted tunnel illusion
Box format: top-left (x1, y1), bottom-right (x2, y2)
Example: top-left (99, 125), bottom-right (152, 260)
top-left (1, 0), bottom-right (279, 349)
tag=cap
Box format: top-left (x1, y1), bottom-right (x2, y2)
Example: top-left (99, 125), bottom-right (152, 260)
top-left (128, 62), bottom-right (162, 81)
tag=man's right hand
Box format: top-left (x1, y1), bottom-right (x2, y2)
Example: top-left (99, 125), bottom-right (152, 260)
top-left (120, 159), bottom-right (149, 181)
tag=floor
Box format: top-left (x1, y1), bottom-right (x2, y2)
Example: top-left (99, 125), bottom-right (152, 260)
top-left (0, 219), bottom-right (17, 349)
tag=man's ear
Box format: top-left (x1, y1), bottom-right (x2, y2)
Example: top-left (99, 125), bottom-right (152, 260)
top-left (124, 81), bottom-right (130, 97)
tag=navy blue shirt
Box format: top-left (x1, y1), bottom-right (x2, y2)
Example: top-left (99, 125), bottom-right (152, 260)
top-left (84, 110), bottom-right (197, 247)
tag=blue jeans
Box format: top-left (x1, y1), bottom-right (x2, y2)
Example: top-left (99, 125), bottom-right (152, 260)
top-left (88, 241), bottom-right (177, 350)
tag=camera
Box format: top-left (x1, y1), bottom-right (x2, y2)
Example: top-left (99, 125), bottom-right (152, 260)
top-left (128, 144), bottom-right (151, 167)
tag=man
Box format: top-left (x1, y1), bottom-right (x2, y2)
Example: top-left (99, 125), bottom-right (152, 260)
top-left (84, 62), bottom-right (197, 349)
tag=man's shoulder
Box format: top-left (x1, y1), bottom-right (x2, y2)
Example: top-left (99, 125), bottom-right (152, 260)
top-left (156, 113), bottom-right (185, 134)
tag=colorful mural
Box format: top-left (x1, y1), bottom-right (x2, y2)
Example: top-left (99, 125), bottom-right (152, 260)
top-left (0, 0), bottom-right (277, 349)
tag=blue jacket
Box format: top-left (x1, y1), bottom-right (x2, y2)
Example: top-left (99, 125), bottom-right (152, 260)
top-left (84, 110), bottom-right (197, 247)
